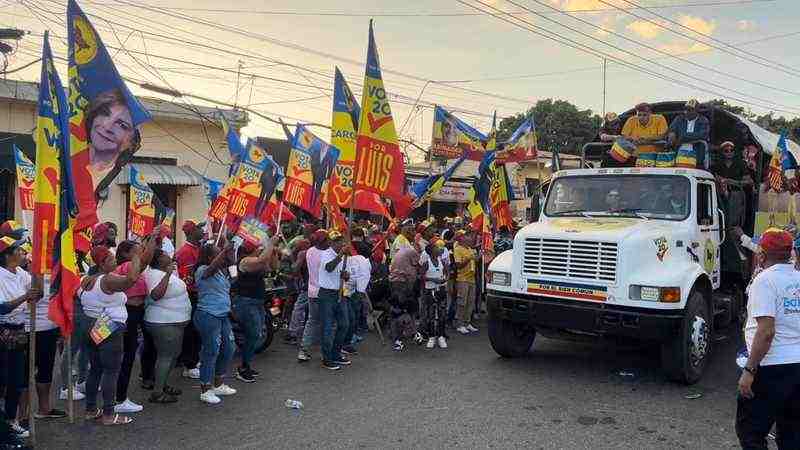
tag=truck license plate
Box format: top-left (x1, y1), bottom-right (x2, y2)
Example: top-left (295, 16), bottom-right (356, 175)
top-left (527, 280), bottom-right (607, 302)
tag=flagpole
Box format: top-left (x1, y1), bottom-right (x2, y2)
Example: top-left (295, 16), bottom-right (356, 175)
top-left (427, 146), bottom-right (434, 218)
top-left (28, 275), bottom-right (43, 447)
top-left (66, 334), bottom-right (74, 424)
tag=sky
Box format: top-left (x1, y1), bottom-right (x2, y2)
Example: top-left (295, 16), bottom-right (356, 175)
top-left (2, 0), bottom-right (799, 162)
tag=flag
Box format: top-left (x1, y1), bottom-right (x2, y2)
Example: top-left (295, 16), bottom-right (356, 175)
top-left (496, 116), bottom-right (537, 164)
top-left (431, 105), bottom-right (488, 161)
top-left (32, 32), bottom-right (70, 277)
top-left (203, 177), bottom-right (225, 209)
top-left (490, 163), bottom-right (514, 231)
top-left (779, 132), bottom-right (797, 191)
top-left (30, 33), bottom-right (80, 337)
top-left (67, 0), bottom-right (151, 238)
top-left (13, 144), bottom-right (35, 211)
top-left (260, 197), bottom-right (296, 225)
top-left (410, 154), bottom-right (468, 208)
top-left (354, 20), bottom-right (406, 203)
top-left (128, 166), bottom-right (156, 239)
top-left (329, 67), bottom-right (361, 207)
top-left (224, 124), bottom-right (281, 229)
top-left (767, 150), bottom-right (784, 193)
top-left (327, 203), bottom-right (348, 233)
top-left (284, 124), bottom-right (340, 217)
top-left (467, 151), bottom-right (496, 230)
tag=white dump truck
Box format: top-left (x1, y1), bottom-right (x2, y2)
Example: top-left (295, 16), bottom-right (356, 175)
top-left (486, 167), bottom-right (743, 384)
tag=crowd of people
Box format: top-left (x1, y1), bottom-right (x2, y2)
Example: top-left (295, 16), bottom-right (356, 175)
top-left (0, 212), bottom-right (497, 446)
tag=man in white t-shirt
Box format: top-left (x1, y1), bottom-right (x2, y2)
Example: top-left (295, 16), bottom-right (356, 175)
top-left (316, 231), bottom-right (352, 370)
top-left (737, 229), bottom-right (800, 449)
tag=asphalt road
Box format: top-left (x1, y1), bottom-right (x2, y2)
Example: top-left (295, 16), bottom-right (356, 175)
top-left (36, 322), bottom-right (759, 450)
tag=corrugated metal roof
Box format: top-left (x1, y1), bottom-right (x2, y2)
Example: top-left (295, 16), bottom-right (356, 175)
top-left (115, 163), bottom-right (203, 186)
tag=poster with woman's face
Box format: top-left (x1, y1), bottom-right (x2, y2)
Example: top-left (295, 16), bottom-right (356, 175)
top-left (87, 89), bottom-right (138, 192)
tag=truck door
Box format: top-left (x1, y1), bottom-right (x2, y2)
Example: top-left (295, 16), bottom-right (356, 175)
top-left (696, 181), bottom-right (721, 289)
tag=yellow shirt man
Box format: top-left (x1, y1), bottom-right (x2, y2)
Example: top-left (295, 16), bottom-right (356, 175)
top-left (454, 242), bottom-right (477, 283)
top-left (621, 113), bottom-right (668, 155)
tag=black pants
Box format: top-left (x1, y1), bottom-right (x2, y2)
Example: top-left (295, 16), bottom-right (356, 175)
top-left (0, 340), bottom-right (26, 421)
top-left (116, 304), bottom-right (154, 402)
top-left (421, 287), bottom-right (447, 338)
top-left (177, 294), bottom-right (200, 370)
top-left (22, 327), bottom-right (60, 386)
top-left (736, 363), bottom-right (800, 450)
top-left (83, 320), bottom-right (124, 416)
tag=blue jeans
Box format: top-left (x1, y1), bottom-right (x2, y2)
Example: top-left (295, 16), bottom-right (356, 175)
top-left (288, 292), bottom-right (309, 339)
top-left (343, 295), bottom-right (357, 348)
top-left (301, 297), bottom-right (320, 350)
top-left (318, 288), bottom-right (349, 363)
top-left (232, 296), bottom-right (265, 369)
top-left (194, 310), bottom-right (234, 386)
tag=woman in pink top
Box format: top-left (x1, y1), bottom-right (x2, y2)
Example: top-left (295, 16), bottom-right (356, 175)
top-left (111, 240), bottom-right (153, 414)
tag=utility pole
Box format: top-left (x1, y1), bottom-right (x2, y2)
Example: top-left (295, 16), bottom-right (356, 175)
top-left (234, 59), bottom-right (244, 109)
top-left (602, 58), bottom-right (607, 117)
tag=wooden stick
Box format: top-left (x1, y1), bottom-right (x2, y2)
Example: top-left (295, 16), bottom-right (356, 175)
top-left (28, 275), bottom-right (42, 447)
top-left (66, 334), bottom-right (74, 424)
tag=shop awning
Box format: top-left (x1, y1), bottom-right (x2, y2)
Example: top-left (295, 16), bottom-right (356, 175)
top-left (115, 163), bottom-right (204, 186)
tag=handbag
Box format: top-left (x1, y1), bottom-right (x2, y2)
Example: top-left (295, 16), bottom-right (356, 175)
top-left (89, 313), bottom-right (123, 345)
top-left (0, 324), bottom-right (28, 351)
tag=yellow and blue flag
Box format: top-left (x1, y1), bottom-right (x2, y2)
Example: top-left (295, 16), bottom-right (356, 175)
top-left (329, 67), bottom-right (360, 207)
top-left (285, 124), bottom-right (340, 218)
top-left (411, 154), bottom-right (467, 206)
top-left (354, 20), bottom-right (406, 203)
top-left (128, 165), bottom-right (156, 238)
top-left (13, 144), bottom-right (35, 211)
top-left (431, 105), bottom-right (488, 161)
top-left (67, 0), bottom-right (151, 240)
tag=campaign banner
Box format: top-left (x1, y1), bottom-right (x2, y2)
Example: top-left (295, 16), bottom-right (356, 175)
top-left (128, 166), bottom-right (155, 239)
top-left (32, 33), bottom-right (70, 276)
top-left (496, 117), bottom-right (537, 164)
top-left (284, 125), bottom-right (340, 217)
top-left (354, 21), bottom-right (406, 203)
top-left (226, 142), bottom-right (280, 228)
top-left (329, 67), bottom-right (361, 207)
top-left (236, 216), bottom-right (270, 249)
top-left (14, 145), bottom-right (35, 211)
top-left (67, 0), bottom-right (151, 235)
top-left (431, 105), bottom-right (488, 161)
top-left (203, 177), bottom-right (225, 209)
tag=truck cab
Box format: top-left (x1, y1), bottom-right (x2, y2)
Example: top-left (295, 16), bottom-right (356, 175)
top-left (486, 166), bottom-right (737, 384)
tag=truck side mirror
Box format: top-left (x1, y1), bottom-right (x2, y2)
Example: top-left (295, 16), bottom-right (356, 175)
top-left (717, 208), bottom-right (726, 242)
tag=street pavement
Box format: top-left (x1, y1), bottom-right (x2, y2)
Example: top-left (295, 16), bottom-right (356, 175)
top-left (36, 322), bottom-right (760, 450)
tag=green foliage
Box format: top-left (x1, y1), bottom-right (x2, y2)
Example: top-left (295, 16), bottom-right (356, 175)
top-left (708, 99), bottom-right (800, 142)
top-left (498, 99), bottom-right (602, 155)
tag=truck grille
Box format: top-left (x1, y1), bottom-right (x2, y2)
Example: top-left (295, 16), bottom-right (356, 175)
top-left (522, 238), bottom-right (618, 283)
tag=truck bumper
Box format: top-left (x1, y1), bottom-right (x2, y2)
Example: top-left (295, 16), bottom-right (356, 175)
top-left (487, 290), bottom-right (684, 341)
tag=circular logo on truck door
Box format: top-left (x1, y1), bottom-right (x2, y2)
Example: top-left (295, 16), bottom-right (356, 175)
top-left (703, 238), bottom-right (716, 273)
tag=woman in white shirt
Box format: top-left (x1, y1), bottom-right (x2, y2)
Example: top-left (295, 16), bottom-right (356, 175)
top-left (420, 242), bottom-right (450, 349)
top-left (143, 249), bottom-right (191, 404)
top-left (0, 236), bottom-right (42, 439)
top-left (80, 240), bottom-right (151, 426)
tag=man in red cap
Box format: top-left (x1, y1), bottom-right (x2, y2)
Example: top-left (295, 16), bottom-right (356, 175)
top-left (174, 220), bottom-right (206, 379)
top-left (737, 228), bottom-right (800, 449)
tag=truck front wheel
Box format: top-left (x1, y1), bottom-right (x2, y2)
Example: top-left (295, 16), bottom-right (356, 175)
top-left (661, 291), bottom-right (712, 384)
top-left (488, 317), bottom-right (535, 358)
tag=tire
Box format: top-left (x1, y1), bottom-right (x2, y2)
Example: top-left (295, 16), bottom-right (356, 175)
top-left (488, 317), bottom-right (535, 358)
top-left (255, 320), bottom-right (274, 354)
top-left (661, 290), bottom-right (712, 385)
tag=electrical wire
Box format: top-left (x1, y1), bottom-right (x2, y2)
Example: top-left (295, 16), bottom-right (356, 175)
top-left (458, 0), bottom-right (800, 114)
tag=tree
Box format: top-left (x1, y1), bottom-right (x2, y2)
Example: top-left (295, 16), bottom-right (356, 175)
top-left (498, 99), bottom-right (602, 155)
top-left (708, 99), bottom-right (800, 142)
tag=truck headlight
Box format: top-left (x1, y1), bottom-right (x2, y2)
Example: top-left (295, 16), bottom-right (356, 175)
top-left (489, 271), bottom-right (511, 286)
top-left (630, 285), bottom-right (681, 303)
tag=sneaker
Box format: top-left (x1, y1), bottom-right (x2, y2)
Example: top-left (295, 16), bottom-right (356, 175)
top-left (392, 340), bottom-right (405, 352)
top-left (322, 361), bottom-right (341, 370)
top-left (114, 398), bottom-right (143, 413)
top-left (34, 409), bottom-right (67, 419)
top-left (10, 422), bottom-right (29, 439)
top-left (211, 384), bottom-right (237, 396)
top-left (457, 326), bottom-right (470, 335)
top-left (413, 332), bottom-right (425, 345)
top-left (59, 386), bottom-right (86, 401)
top-left (426, 337), bottom-right (436, 349)
top-left (182, 367), bottom-right (200, 379)
top-left (297, 349), bottom-right (312, 362)
top-left (200, 390), bottom-right (221, 405)
top-left (333, 355), bottom-right (352, 366)
top-left (466, 324), bottom-right (479, 333)
top-left (235, 367), bottom-right (256, 383)
top-left (341, 346), bottom-right (358, 355)
top-left (437, 336), bottom-right (448, 349)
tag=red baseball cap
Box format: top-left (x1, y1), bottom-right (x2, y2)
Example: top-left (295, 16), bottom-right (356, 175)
top-left (182, 220), bottom-right (206, 235)
top-left (760, 229), bottom-right (793, 254)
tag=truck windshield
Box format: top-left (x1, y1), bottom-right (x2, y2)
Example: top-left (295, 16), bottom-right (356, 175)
top-left (544, 174), bottom-right (691, 221)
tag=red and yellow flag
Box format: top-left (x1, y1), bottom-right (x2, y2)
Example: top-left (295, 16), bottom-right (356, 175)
top-left (354, 21), bottom-right (406, 203)
top-left (13, 145), bottom-right (35, 211)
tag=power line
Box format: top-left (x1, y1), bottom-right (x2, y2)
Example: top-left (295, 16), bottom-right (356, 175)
top-left (458, 0), bottom-right (800, 114)
top-left (597, 0), bottom-right (800, 78)
top-left (67, 0), bottom-right (776, 17)
top-left (520, 0), bottom-right (800, 97)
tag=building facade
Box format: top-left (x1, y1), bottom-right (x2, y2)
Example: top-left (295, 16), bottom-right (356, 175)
top-left (0, 79), bottom-right (246, 248)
